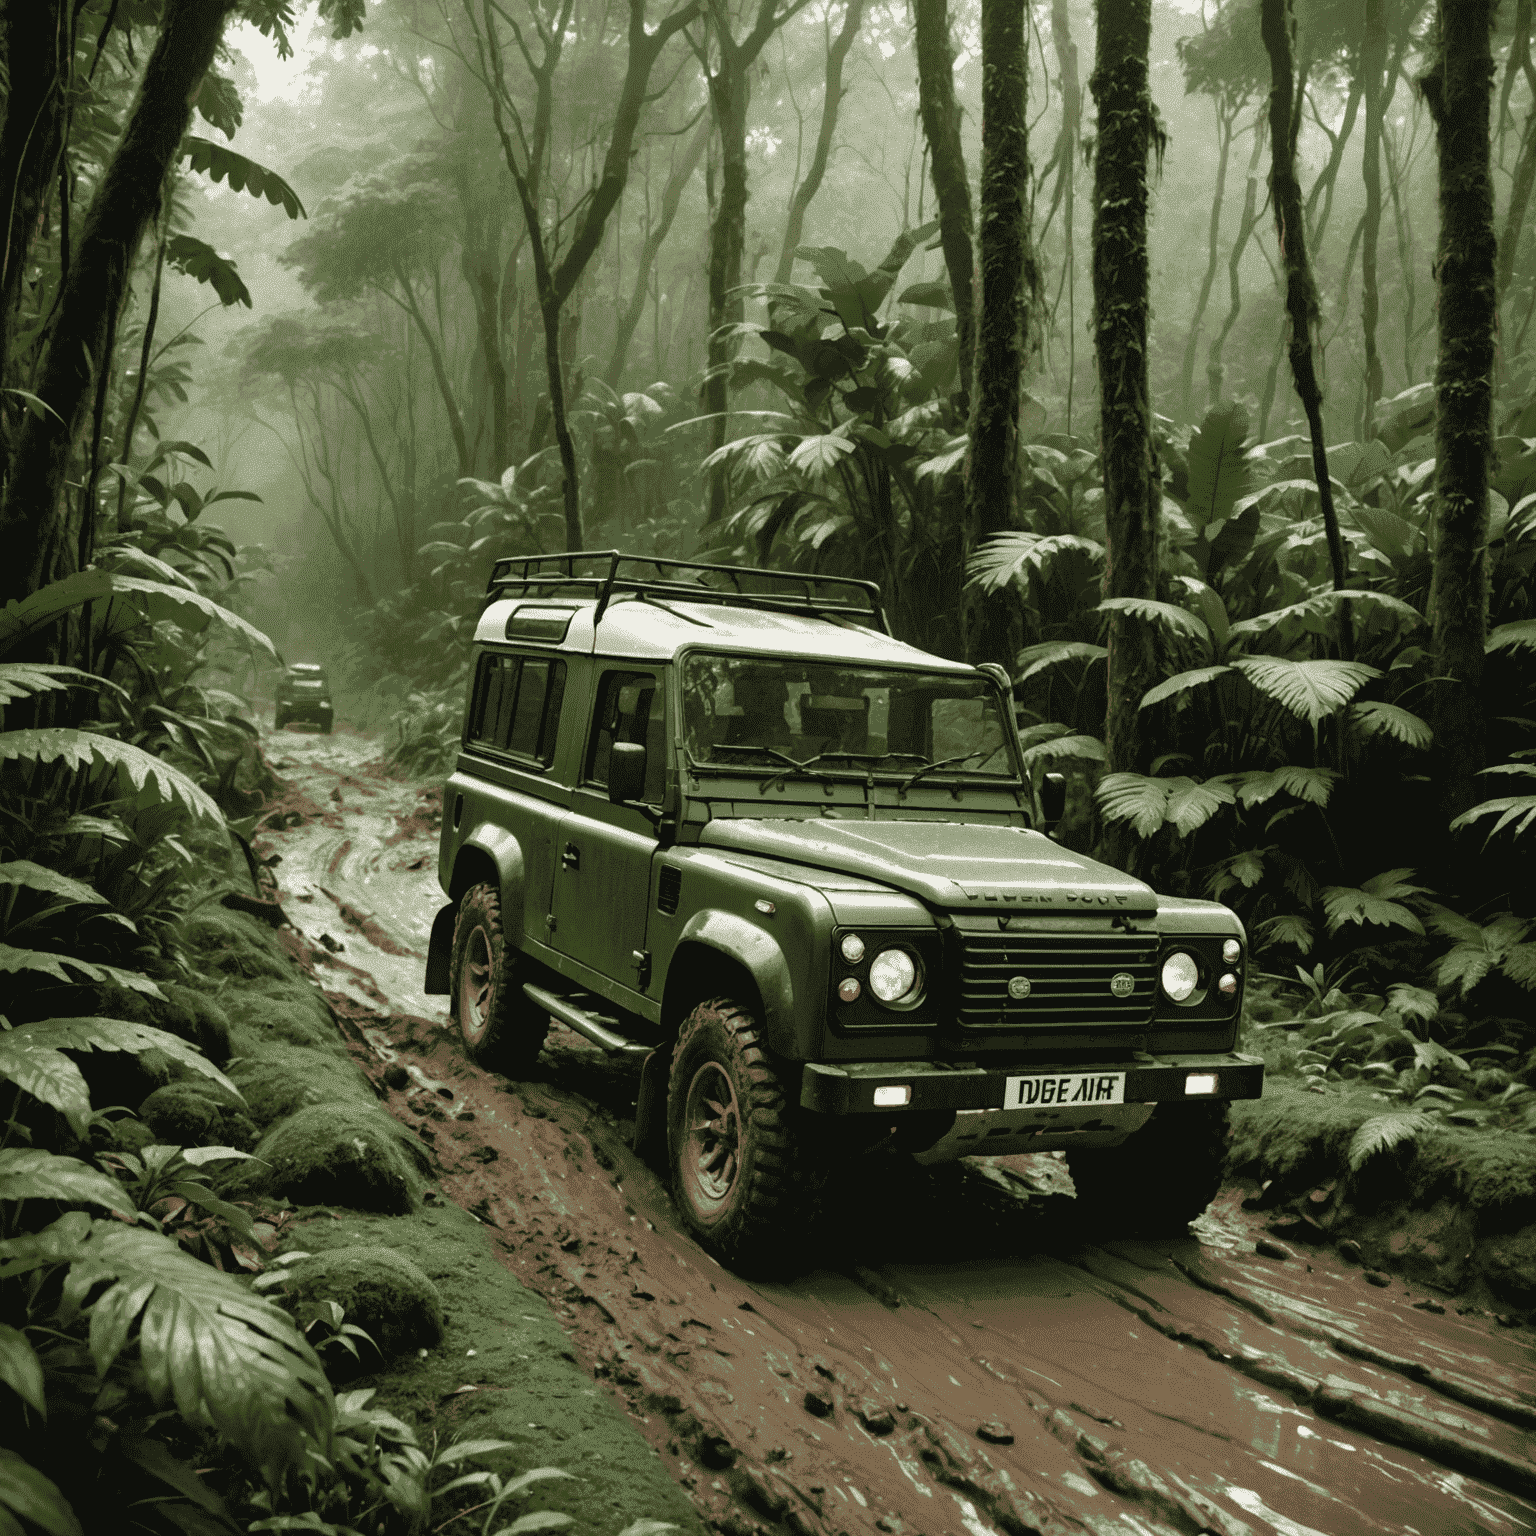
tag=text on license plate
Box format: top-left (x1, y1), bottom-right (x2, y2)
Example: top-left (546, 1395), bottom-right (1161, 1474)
top-left (1004, 1071), bottom-right (1126, 1109)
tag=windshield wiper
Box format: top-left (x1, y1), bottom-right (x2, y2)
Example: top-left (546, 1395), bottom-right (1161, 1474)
top-left (700, 741), bottom-right (805, 771)
top-left (757, 750), bottom-right (926, 795)
top-left (896, 748), bottom-right (1009, 795)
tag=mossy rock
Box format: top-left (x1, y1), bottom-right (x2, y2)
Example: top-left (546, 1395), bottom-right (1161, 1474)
top-left (1478, 1231), bottom-right (1536, 1310)
top-left (226, 1049), bottom-right (376, 1131)
top-left (179, 907), bottom-right (292, 983)
top-left (223, 978), bottom-right (340, 1050)
top-left (138, 1083), bottom-right (258, 1152)
top-left (90, 1116), bottom-right (156, 1157)
top-left (161, 984), bottom-right (233, 1066)
top-left (280, 1245), bottom-right (444, 1365)
top-left (243, 1103), bottom-right (430, 1214)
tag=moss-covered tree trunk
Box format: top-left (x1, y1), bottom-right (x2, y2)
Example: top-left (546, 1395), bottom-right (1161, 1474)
top-left (1261, 0), bottom-right (1348, 600)
top-left (0, 0), bottom-right (237, 608)
top-left (1047, 0), bottom-right (1082, 431)
top-left (1496, 0), bottom-right (1536, 303)
top-left (913, 0), bottom-right (975, 402)
top-left (772, 0), bottom-right (865, 283)
top-left (1360, 0), bottom-right (1388, 439)
top-left (1092, 0), bottom-right (1160, 780)
top-left (965, 0), bottom-right (1034, 673)
top-left (1423, 0), bottom-right (1498, 829)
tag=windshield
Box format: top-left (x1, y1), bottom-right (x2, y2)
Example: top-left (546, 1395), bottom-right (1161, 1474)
top-left (681, 654), bottom-right (1018, 781)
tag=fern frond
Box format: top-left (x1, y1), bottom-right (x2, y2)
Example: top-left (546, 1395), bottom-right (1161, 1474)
top-left (1348, 1113), bottom-right (1433, 1171)
top-left (0, 730), bottom-right (222, 826)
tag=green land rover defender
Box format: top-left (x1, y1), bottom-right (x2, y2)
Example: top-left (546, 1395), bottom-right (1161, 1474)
top-left (425, 553), bottom-right (1262, 1268)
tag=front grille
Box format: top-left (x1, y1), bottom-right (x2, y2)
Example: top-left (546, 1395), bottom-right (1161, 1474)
top-left (957, 931), bottom-right (1157, 1028)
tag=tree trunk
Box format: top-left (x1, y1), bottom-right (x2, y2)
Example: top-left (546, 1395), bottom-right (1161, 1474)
top-left (1422, 0), bottom-right (1497, 830)
top-left (1360, 0), bottom-right (1387, 439)
top-left (1496, 2), bottom-right (1536, 303)
top-left (1207, 119), bottom-right (1265, 406)
top-left (772, 0), bottom-right (865, 283)
top-left (606, 114), bottom-right (708, 387)
top-left (1047, 0), bottom-right (1082, 433)
top-left (0, 0), bottom-right (67, 423)
top-left (965, 0), bottom-right (1033, 674)
top-left (0, 0), bottom-right (236, 607)
top-left (1261, 0), bottom-right (1348, 600)
top-left (913, 0), bottom-right (976, 404)
top-left (1091, 0), bottom-right (1161, 781)
top-left (703, 66), bottom-right (749, 525)
top-left (1178, 99), bottom-right (1235, 418)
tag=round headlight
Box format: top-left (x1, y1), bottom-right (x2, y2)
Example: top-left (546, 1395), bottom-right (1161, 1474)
top-left (840, 933), bottom-right (866, 964)
top-left (1161, 951), bottom-right (1201, 1003)
top-left (868, 947), bottom-right (919, 1004)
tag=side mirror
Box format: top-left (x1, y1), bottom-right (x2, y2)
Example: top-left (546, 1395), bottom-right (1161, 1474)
top-left (608, 741), bottom-right (648, 804)
top-left (1039, 772), bottom-right (1067, 829)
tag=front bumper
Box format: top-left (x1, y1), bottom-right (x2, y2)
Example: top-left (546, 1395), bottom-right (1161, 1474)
top-left (279, 699), bottom-right (333, 718)
top-left (799, 1052), bottom-right (1264, 1114)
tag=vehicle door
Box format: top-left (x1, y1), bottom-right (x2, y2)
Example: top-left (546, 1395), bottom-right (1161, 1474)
top-left (462, 649), bottom-right (571, 944)
top-left (548, 667), bottom-right (666, 994)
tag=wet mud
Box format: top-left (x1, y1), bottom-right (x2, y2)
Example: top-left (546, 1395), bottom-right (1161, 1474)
top-left (258, 727), bottom-right (1536, 1536)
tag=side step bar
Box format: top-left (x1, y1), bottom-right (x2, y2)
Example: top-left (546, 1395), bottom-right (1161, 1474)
top-left (523, 983), bottom-right (651, 1058)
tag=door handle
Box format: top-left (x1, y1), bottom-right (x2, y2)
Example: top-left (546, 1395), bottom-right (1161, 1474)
top-left (561, 842), bottom-right (580, 870)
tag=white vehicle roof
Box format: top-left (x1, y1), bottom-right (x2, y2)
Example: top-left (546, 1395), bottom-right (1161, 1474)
top-left (472, 594), bottom-right (973, 673)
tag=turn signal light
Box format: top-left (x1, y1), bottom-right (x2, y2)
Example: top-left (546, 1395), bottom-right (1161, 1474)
top-left (1185, 1073), bottom-right (1217, 1095)
top-left (1218, 972), bottom-right (1238, 995)
top-left (838, 978), bottom-right (862, 1002)
top-left (873, 1085), bottom-right (912, 1108)
top-left (1222, 938), bottom-right (1242, 965)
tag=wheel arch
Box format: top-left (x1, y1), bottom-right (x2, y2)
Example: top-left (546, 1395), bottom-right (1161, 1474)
top-left (450, 825), bottom-right (525, 940)
top-left (661, 911), bottom-right (796, 1051)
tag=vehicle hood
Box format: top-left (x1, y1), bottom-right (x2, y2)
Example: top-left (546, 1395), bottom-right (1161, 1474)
top-left (699, 818), bottom-right (1157, 913)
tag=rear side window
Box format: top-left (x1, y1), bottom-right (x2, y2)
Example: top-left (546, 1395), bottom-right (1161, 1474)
top-left (585, 670), bottom-right (666, 804)
top-left (467, 652), bottom-right (566, 768)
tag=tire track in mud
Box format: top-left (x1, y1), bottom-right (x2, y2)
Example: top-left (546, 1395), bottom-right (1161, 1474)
top-left (258, 730), bottom-right (1536, 1536)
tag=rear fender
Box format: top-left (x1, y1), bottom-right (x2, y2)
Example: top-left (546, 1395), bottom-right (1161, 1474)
top-left (665, 910), bottom-right (795, 1047)
top-left (452, 823), bottom-right (525, 940)
top-left (425, 903), bottom-right (456, 994)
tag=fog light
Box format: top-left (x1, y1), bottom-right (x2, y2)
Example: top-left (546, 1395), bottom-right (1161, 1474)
top-left (840, 933), bottom-right (866, 963)
top-left (1222, 938), bottom-right (1242, 965)
top-left (1185, 1073), bottom-right (1217, 1095)
top-left (873, 1085), bottom-right (912, 1108)
top-left (1218, 972), bottom-right (1238, 995)
top-left (838, 977), bottom-right (862, 1003)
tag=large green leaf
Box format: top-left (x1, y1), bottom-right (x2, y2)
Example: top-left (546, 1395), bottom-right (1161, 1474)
top-left (1096, 596), bottom-right (1210, 643)
top-left (181, 138), bottom-right (305, 219)
top-left (1139, 665), bottom-right (1234, 709)
top-left (0, 730), bottom-right (223, 826)
top-left (1096, 773), bottom-right (1235, 838)
top-left (1348, 701), bottom-right (1432, 749)
top-left (166, 234), bottom-right (252, 309)
top-left (1231, 765), bottom-right (1339, 807)
top-left (1230, 656), bottom-right (1381, 725)
top-left (0, 1018), bottom-right (240, 1134)
top-left (54, 1221), bottom-right (332, 1475)
top-left (1014, 641), bottom-right (1107, 685)
top-left (969, 533), bottom-right (1104, 592)
top-left (0, 1149), bottom-right (136, 1217)
top-left (0, 1450), bottom-right (81, 1536)
top-left (1320, 869), bottom-right (1428, 935)
top-left (787, 432), bottom-right (856, 478)
top-left (0, 663), bottom-right (105, 706)
top-left (0, 945), bottom-right (163, 996)
top-left (1019, 734), bottom-right (1104, 768)
top-left (1487, 618), bottom-right (1536, 654)
top-left (1227, 588), bottom-right (1422, 645)
top-left (0, 1324), bottom-right (45, 1415)
top-left (0, 860), bottom-right (107, 907)
top-left (1182, 402), bottom-right (1251, 529)
top-left (0, 569), bottom-right (277, 660)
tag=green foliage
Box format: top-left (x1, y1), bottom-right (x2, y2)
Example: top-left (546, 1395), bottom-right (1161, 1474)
top-left (1319, 870), bottom-right (1430, 935)
top-left (181, 139), bottom-right (306, 219)
top-left (166, 235), bottom-right (252, 309)
top-left (1348, 1112), bottom-right (1435, 1171)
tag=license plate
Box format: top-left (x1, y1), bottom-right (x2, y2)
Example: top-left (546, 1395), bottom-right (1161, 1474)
top-left (1004, 1071), bottom-right (1126, 1110)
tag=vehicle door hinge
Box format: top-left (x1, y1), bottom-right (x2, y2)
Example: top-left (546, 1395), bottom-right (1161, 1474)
top-left (545, 913), bottom-right (557, 932)
top-left (630, 948), bottom-right (651, 988)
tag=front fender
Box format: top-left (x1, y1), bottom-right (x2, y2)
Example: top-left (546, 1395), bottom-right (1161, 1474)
top-left (674, 908), bottom-right (797, 1043)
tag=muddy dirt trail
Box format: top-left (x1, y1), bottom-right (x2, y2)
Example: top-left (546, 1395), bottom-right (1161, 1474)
top-left (258, 727), bottom-right (1536, 1536)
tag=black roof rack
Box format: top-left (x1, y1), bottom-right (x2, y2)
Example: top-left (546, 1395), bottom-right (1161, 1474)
top-left (484, 551), bottom-right (890, 635)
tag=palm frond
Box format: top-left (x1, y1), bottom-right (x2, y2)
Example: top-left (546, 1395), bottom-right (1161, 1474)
top-left (1096, 596), bottom-right (1210, 643)
top-left (1014, 641), bottom-right (1107, 685)
top-left (1140, 665), bottom-right (1234, 709)
top-left (1230, 656), bottom-right (1381, 725)
top-left (1348, 701), bottom-right (1432, 749)
top-left (0, 730), bottom-right (222, 826)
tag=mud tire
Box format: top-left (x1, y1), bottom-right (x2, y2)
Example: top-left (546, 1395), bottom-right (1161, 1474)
top-left (319, 716), bottom-right (333, 735)
top-left (274, 710), bottom-right (288, 729)
top-left (667, 998), bottom-right (817, 1274)
top-left (448, 882), bottom-right (548, 1073)
top-left (1065, 1101), bottom-right (1231, 1237)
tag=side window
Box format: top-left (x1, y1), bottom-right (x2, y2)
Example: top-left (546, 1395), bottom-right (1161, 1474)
top-left (467, 652), bottom-right (566, 767)
top-left (586, 670), bottom-right (667, 804)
